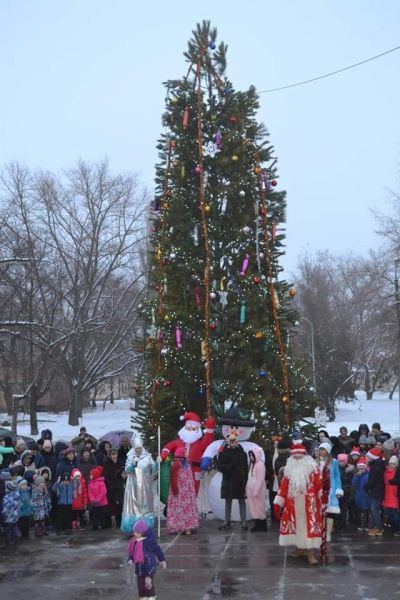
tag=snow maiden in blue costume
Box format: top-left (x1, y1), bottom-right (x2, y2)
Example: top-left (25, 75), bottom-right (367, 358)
top-left (319, 441), bottom-right (343, 542)
top-left (121, 434), bottom-right (156, 532)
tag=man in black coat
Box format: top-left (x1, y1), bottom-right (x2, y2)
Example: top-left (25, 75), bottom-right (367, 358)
top-left (217, 432), bottom-right (249, 531)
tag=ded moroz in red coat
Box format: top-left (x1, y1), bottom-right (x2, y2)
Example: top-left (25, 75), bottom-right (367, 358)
top-left (274, 453), bottom-right (323, 550)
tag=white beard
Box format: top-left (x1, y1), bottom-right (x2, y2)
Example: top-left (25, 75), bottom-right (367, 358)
top-left (178, 426), bottom-right (203, 445)
top-left (284, 455), bottom-right (317, 497)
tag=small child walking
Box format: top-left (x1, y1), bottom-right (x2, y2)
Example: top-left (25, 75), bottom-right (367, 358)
top-left (127, 519), bottom-right (166, 600)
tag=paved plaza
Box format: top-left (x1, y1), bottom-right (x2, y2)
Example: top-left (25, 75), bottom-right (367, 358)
top-left (0, 520), bottom-right (399, 599)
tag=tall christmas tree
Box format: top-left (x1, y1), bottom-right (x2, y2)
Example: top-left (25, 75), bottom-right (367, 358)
top-left (136, 22), bottom-right (313, 448)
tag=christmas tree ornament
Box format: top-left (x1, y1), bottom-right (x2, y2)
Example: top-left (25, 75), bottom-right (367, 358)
top-left (204, 204), bottom-right (211, 214)
top-left (242, 226), bottom-right (251, 234)
top-left (219, 291), bottom-right (228, 309)
top-left (229, 115), bottom-right (237, 125)
top-left (211, 114), bottom-right (217, 123)
top-left (169, 252), bottom-right (176, 260)
top-left (210, 322), bottom-right (217, 330)
top-left (255, 331), bottom-right (265, 340)
top-left (271, 179), bottom-right (278, 187)
top-left (183, 107), bottom-right (189, 128)
top-left (161, 347), bottom-right (168, 356)
top-left (289, 287), bottom-right (297, 298)
top-left (259, 207), bottom-right (267, 216)
top-left (259, 369), bottom-right (266, 378)
top-left (231, 154), bottom-right (239, 161)
top-left (210, 291), bottom-right (217, 300)
top-left (165, 189), bottom-right (172, 198)
top-left (254, 166), bottom-right (261, 175)
top-left (239, 190), bottom-right (246, 197)
top-left (240, 302), bottom-right (246, 324)
top-left (181, 165), bottom-right (186, 177)
top-left (262, 173), bottom-right (271, 191)
top-left (170, 139), bottom-right (177, 150)
top-left (175, 326), bottom-right (183, 349)
top-left (201, 340), bottom-right (207, 361)
top-left (239, 253), bottom-right (250, 276)
top-left (253, 276), bottom-right (261, 285)
top-left (194, 287), bottom-right (202, 309)
top-left (197, 386), bottom-right (205, 396)
top-left (214, 131), bottom-right (222, 149)
top-left (195, 165), bottom-right (202, 174)
top-left (192, 225), bottom-right (199, 246)
top-left (164, 314), bottom-right (170, 322)
top-left (203, 142), bottom-right (220, 158)
top-left (164, 379), bottom-right (172, 387)
top-left (221, 197), bottom-right (227, 215)
top-left (209, 41), bottom-right (216, 50)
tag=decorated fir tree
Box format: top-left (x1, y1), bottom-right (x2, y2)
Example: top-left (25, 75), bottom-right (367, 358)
top-left (136, 22), bottom-right (314, 448)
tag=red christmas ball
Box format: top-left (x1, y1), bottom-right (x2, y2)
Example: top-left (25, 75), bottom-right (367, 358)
top-left (210, 322), bottom-right (217, 330)
top-left (155, 285), bottom-right (160, 292)
top-left (259, 207), bottom-right (267, 217)
top-left (164, 379), bottom-right (172, 387)
top-left (165, 189), bottom-right (172, 197)
top-left (271, 179), bottom-right (278, 187)
top-left (253, 276), bottom-right (261, 285)
top-left (229, 115), bottom-right (237, 125)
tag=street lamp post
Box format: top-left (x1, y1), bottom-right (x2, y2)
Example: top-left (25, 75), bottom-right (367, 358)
top-left (301, 316), bottom-right (317, 398)
top-left (394, 259), bottom-right (400, 434)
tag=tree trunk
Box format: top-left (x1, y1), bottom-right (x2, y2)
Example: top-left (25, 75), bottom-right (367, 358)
top-left (389, 378), bottom-right (398, 400)
top-left (68, 387), bottom-right (80, 426)
top-left (29, 387), bottom-right (39, 436)
top-left (3, 382), bottom-right (13, 416)
top-left (365, 366), bottom-right (373, 400)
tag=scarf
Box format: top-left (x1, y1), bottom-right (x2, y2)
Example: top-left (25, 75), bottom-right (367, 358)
top-left (127, 536), bottom-right (144, 564)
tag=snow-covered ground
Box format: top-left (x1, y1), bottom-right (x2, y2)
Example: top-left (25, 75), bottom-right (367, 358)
top-left (325, 390), bottom-right (400, 438)
top-left (2, 391), bottom-right (400, 442)
top-left (0, 398), bottom-right (138, 441)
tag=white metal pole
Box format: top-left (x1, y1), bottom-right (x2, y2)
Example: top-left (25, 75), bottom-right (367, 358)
top-left (157, 425), bottom-right (161, 538)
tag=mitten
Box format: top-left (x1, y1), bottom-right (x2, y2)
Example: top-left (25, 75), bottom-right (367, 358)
top-left (204, 416), bottom-right (216, 430)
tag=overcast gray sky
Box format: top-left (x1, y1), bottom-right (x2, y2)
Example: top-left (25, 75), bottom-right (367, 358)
top-left (1, 0), bottom-right (399, 272)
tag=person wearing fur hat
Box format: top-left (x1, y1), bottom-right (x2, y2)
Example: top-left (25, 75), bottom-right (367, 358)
top-left (103, 448), bottom-right (125, 528)
top-left (364, 447), bottom-right (385, 536)
top-left (52, 472), bottom-right (74, 533)
top-left (273, 444), bottom-right (322, 565)
top-left (31, 475), bottom-right (51, 537)
top-left (246, 448), bottom-right (267, 532)
top-left (121, 435), bottom-right (156, 533)
top-left (127, 518), bottom-right (166, 600)
top-left (318, 442), bottom-right (343, 542)
top-left (166, 447), bottom-right (199, 535)
top-left (1, 477), bottom-right (22, 544)
top-left (217, 431), bottom-right (249, 531)
top-left (88, 466), bottom-right (109, 530)
top-left (70, 468), bottom-right (88, 531)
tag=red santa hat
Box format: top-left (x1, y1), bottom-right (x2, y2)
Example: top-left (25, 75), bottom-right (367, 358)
top-left (289, 444), bottom-right (307, 455)
top-left (357, 456), bottom-right (367, 468)
top-left (350, 447), bottom-right (361, 456)
top-left (180, 412), bottom-right (201, 427)
top-left (366, 448), bottom-right (381, 461)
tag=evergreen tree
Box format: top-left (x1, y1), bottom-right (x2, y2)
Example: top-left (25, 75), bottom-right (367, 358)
top-left (136, 22), bottom-right (313, 448)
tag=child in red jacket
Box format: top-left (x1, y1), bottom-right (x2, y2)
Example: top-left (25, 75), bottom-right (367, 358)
top-left (71, 468), bottom-right (88, 531)
top-left (88, 466), bottom-right (109, 530)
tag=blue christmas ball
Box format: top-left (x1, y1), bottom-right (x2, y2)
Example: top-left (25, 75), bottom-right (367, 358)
top-left (259, 369), bottom-right (267, 378)
top-left (197, 387), bottom-right (205, 396)
top-left (209, 42), bottom-right (216, 50)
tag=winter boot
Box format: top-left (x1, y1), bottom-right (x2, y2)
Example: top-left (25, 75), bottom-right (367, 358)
top-left (251, 519), bottom-right (260, 532)
top-left (307, 551), bottom-right (318, 565)
top-left (257, 519), bottom-right (267, 532)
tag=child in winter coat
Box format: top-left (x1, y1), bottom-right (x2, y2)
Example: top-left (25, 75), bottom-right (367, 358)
top-left (167, 447), bottom-right (199, 535)
top-left (31, 475), bottom-right (52, 537)
top-left (52, 472), bottom-right (74, 533)
top-left (127, 518), bottom-right (166, 600)
top-left (246, 448), bottom-right (267, 532)
top-left (88, 466), bottom-right (109, 530)
top-left (364, 447), bottom-right (385, 536)
top-left (1, 477), bottom-right (22, 544)
top-left (71, 468), bottom-right (88, 531)
top-left (18, 477), bottom-right (32, 538)
top-left (351, 456), bottom-right (370, 530)
top-left (383, 455), bottom-right (400, 534)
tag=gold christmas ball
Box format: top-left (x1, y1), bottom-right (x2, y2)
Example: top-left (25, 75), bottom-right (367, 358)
top-left (255, 331), bottom-right (265, 340)
top-left (164, 314), bottom-right (170, 322)
top-left (254, 166), bottom-right (261, 175)
top-left (231, 154), bottom-right (239, 161)
top-left (204, 205), bottom-right (211, 214)
top-left (289, 287), bottom-right (297, 298)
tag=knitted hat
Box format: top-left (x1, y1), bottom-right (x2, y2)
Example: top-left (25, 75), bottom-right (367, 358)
top-left (134, 519), bottom-right (149, 535)
top-left (366, 448), bottom-right (381, 461)
top-left (365, 435), bottom-right (376, 446)
top-left (23, 471), bottom-right (35, 483)
top-left (350, 447), bottom-right (361, 456)
top-left (42, 439), bottom-right (52, 451)
top-left (383, 438), bottom-right (395, 451)
top-left (17, 478), bottom-right (28, 490)
top-left (357, 456), bottom-right (367, 468)
top-left (174, 447), bottom-right (185, 458)
top-left (5, 479), bottom-right (19, 492)
top-left (389, 455), bottom-right (399, 467)
top-left (337, 453), bottom-right (348, 464)
top-left (359, 435), bottom-right (368, 445)
top-left (319, 442), bottom-right (332, 454)
top-left (64, 447), bottom-right (75, 455)
top-left (90, 466), bottom-right (103, 479)
top-left (289, 444), bottom-right (307, 455)
top-left (71, 468), bottom-right (82, 479)
top-left (33, 475), bottom-right (45, 487)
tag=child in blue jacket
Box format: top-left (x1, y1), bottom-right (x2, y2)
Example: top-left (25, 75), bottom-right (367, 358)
top-left (351, 457), bottom-right (370, 530)
top-left (1, 477), bottom-right (22, 544)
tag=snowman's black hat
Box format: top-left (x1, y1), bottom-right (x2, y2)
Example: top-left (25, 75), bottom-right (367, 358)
top-left (217, 404), bottom-right (256, 428)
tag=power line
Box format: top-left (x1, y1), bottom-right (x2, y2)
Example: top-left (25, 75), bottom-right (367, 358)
top-left (258, 44), bottom-right (400, 93)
